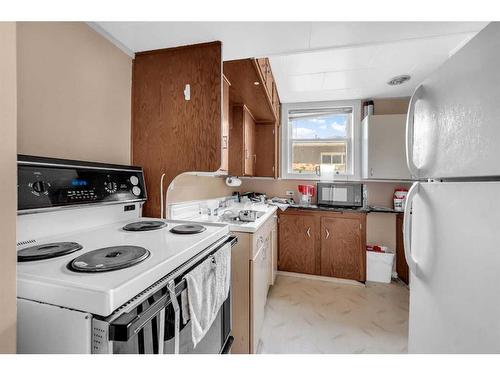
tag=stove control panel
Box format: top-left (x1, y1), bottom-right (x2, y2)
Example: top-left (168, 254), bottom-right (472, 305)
top-left (18, 155), bottom-right (147, 212)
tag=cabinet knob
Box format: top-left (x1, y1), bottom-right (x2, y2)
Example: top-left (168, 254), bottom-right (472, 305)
top-left (306, 227), bottom-right (311, 238)
top-left (325, 228), bottom-right (330, 239)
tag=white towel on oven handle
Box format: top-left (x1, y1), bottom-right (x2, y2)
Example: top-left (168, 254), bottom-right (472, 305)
top-left (181, 243), bottom-right (231, 347)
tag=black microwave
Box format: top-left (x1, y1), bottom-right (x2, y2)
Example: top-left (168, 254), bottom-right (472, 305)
top-left (316, 182), bottom-right (364, 208)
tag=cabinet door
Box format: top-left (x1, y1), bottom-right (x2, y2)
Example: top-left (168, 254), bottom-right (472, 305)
top-left (320, 216), bottom-right (366, 281)
top-left (270, 217), bottom-right (278, 285)
top-left (254, 124), bottom-right (275, 177)
top-left (278, 213), bottom-right (318, 275)
top-left (243, 108), bottom-right (256, 176)
top-left (257, 58), bottom-right (268, 86)
top-left (220, 76), bottom-right (230, 172)
top-left (250, 242), bottom-right (268, 353)
top-left (395, 213), bottom-right (409, 284)
top-left (362, 114), bottom-right (411, 180)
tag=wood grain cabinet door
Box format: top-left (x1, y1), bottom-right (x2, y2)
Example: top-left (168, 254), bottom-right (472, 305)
top-left (220, 76), bottom-right (230, 172)
top-left (320, 216), bottom-right (366, 281)
top-left (278, 213), bottom-right (317, 275)
top-left (243, 108), bottom-right (256, 176)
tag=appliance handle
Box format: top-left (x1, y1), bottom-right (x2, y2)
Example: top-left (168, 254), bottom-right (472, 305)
top-left (403, 182), bottom-right (420, 276)
top-left (167, 280), bottom-right (180, 354)
top-left (406, 84), bottom-right (424, 179)
top-left (160, 173), bottom-right (166, 219)
top-left (108, 279), bottom-right (186, 342)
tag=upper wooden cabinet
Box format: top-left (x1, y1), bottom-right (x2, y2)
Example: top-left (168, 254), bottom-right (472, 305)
top-left (220, 76), bottom-right (231, 173)
top-left (132, 42), bottom-right (223, 217)
top-left (362, 114), bottom-right (411, 180)
top-left (229, 105), bottom-right (256, 177)
top-left (224, 57), bottom-right (281, 178)
top-left (224, 59), bottom-right (276, 123)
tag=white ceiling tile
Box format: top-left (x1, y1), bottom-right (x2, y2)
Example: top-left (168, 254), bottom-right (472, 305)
top-left (93, 21), bottom-right (489, 103)
top-left (280, 46), bottom-right (377, 75)
top-left (309, 22), bottom-right (488, 49)
top-left (288, 73), bottom-right (324, 92)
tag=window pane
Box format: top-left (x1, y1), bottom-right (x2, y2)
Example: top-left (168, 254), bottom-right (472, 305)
top-left (291, 113), bottom-right (349, 140)
top-left (292, 141), bottom-right (347, 174)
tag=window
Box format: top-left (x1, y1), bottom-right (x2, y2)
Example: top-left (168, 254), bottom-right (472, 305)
top-left (282, 102), bottom-right (360, 179)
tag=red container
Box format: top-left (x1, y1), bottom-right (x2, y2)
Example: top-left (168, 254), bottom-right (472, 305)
top-left (297, 184), bottom-right (315, 205)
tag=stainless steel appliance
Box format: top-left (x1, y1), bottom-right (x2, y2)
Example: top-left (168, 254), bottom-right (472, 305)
top-left (316, 182), bottom-right (364, 208)
top-left (16, 155), bottom-right (235, 354)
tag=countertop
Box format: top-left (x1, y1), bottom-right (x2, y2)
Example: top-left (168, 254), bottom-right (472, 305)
top-left (288, 203), bottom-right (401, 214)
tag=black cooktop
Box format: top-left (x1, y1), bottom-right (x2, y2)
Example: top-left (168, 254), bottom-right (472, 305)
top-left (18, 242), bottom-right (83, 262)
top-left (68, 245), bottom-right (150, 272)
top-left (122, 221), bottom-right (167, 232)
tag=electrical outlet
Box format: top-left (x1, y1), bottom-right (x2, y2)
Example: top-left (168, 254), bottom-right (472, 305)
top-left (285, 190), bottom-right (294, 196)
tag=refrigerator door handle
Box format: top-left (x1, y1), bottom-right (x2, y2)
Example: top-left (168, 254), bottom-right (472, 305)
top-left (403, 182), bottom-right (420, 276)
top-left (406, 84), bottom-right (424, 179)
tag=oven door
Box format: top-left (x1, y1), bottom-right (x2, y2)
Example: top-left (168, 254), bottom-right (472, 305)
top-left (95, 236), bottom-right (235, 354)
top-left (163, 289), bottom-right (232, 354)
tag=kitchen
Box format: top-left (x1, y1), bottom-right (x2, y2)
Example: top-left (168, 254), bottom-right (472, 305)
top-left (1, 4), bottom-right (500, 368)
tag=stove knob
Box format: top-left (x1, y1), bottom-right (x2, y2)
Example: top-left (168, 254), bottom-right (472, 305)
top-left (32, 181), bottom-right (47, 194)
top-left (132, 186), bottom-right (141, 196)
top-left (130, 176), bottom-right (139, 186)
top-left (104, 181), bottom-right (117, 193)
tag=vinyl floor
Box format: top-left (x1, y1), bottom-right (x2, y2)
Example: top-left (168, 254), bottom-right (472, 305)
top-left (258, 274), bottom-right (409, 354)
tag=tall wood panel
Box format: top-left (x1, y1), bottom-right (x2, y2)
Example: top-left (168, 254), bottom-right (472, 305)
top-left (254, 124), bottom-right (275, 177)
top-left (132, 41), bottom-right (222, 217)
top-left (395, 213), bottom-right (409, 284)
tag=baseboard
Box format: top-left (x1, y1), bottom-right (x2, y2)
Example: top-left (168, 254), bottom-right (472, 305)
top-left (276, 271), bottom-right (365, 287)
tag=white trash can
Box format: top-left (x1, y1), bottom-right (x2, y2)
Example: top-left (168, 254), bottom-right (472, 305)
top-left (366, 251), bottom-right (395, 283)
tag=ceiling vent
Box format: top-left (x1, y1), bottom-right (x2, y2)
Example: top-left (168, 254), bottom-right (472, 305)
top-left (387, 75), bottom-right (411, 86)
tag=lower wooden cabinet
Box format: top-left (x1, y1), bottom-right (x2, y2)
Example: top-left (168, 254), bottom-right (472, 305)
top-left (320, 215), bottom-right (366, 281)
top-left (278, 212), bottom-right (318, 275)
top-left (278, 209), bottom-right (366, 282)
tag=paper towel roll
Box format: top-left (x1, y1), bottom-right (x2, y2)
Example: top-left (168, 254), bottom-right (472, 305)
top-left (225, 176), bottom-right (242, 187)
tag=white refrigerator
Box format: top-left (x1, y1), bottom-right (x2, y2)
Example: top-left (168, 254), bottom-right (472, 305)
top-left (405, 21), bottom-right (500, 353)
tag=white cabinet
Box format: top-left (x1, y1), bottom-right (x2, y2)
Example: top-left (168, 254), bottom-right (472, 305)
top-left (269, 215), bottom-right (278, 285)
top-left (362, 114), bottom-right (412, 180)
top-left (250, 234), bottom-right (269, 354)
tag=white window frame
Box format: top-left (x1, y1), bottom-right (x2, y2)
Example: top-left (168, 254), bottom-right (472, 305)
top-left (320, 151), bottom-right (346, 166)
top-left (280, 100), bottom-right (362, 181)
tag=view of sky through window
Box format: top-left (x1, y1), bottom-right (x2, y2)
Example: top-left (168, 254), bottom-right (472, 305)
top-left (291, 114), bottom-right (348, 139)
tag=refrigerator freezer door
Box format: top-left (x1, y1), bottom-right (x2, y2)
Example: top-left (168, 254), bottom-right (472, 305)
top-left (408, 22), bottom-right (500, 179)
top-left (408, 181), bottom-right (500, 353)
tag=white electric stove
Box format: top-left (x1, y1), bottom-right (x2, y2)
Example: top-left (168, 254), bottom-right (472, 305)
top-left (16, 155), bottom-right (234, 354)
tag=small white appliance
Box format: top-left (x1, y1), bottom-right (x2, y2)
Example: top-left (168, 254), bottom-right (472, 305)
top-left (16, 155), bottom-right (235, 354)
top-left (405, 22), bottom-right (500, 353)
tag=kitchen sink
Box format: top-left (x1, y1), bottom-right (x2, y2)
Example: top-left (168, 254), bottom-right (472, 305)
top-left (220, 209), bottom-right (265, 223)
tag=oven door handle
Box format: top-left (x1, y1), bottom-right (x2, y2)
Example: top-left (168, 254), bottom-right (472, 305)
top-left (108, 280), bottom-right (185, 342)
